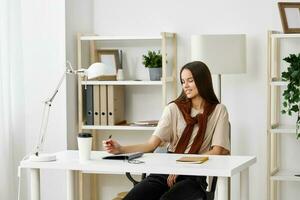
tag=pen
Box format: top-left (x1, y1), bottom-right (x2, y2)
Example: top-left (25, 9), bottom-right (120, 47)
top-left (106, 135), bottom-right (112, 145)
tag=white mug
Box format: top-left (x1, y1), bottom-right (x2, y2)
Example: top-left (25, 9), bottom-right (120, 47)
top-left (77, 133), bottom-right (93, 162)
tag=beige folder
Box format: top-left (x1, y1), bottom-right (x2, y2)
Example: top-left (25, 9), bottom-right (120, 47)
top-left (100, 85), bottom-right (108, 125)
top-left (107, 85), bottom-right (125, 125)
top-left (93, 85), bottom-right (100, 125)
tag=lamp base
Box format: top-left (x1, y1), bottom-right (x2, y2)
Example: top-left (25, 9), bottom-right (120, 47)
top-left (29, 154), bottom-right (56, 162)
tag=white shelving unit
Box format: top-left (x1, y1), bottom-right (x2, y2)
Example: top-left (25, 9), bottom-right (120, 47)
top-left (271, 33), bottom-right (300, 39)
top-left (82, 125), bottom-right (156, 131)
top-left (270, 124), bottom-right (297, 134)
top-left (271, 169), bottom-right (300, 182)
top-left (81, 80), bottom-right (169, 86)
top-left (80, 35), bottom-right (162, 41)
top-left (77, 32), bottom-right (177, 132)
top-left (270, 78), bottom-right (288, 86)
top-left (76, 32), bottom-right (177, 200)
top-left (267, 30), bottom-right (300, 200)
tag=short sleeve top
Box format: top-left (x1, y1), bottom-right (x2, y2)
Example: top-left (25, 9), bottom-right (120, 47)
top-left (152, 103), bottom-right (230, 154)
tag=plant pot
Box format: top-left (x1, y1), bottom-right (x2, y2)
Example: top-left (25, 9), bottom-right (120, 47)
top-left (149, 68), bottom-right (162, 81)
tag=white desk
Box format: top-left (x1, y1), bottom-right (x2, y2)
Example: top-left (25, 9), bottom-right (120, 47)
top-left (20, 151), bottom-right (256, 200)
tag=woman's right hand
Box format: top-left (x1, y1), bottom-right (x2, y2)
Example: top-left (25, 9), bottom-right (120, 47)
top-left (102, 139), bottom-right (122, 154)
top-left (167, 174), bottom-right (178, 187)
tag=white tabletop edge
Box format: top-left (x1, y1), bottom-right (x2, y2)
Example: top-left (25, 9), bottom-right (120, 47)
top-left (230, 156), bottom-right (257, 176)
top-left (20, 151), bottom-right (256, 177)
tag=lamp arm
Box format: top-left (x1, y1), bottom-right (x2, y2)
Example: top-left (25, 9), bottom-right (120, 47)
top-left (34, 70), bottom-right (66, 156)
top-left (34, 102), bottom-right (51, 156)
top-left (33, 61), bottom-right (85, 156)
top-left (48, 72), bottom-right (66, 103)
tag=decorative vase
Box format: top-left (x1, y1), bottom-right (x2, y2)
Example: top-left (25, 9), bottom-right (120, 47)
top-left (117, 69), bottom-right (124, 81)
top-left (149, 68), bottom-right (162, 81)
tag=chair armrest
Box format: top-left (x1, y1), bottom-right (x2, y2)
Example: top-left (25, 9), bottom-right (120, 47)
top-left (125, 172), bottom-right (146, 186)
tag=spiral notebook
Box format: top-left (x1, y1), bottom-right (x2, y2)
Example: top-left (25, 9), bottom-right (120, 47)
top-left (102, 152), bottom-right (144, 160)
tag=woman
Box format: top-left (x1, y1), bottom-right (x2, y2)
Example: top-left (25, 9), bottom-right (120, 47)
top-left (103, 61), bottom-right (230, 200)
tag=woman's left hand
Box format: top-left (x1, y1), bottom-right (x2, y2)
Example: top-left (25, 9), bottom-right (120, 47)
top-left (167, 174), bottom-right (178, 187)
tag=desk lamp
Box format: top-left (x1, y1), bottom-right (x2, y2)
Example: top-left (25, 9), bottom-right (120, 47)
top-left (191, 34), bottom-right (246, 102)
top-left (29, 61), bottom-right (107, 162)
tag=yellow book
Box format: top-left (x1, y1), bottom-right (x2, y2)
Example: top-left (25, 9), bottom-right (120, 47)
top-left (176, 156), bottom-right (209, 164)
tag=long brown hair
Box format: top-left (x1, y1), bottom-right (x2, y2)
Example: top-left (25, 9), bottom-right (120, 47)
top-left (174, 61), bottom-right (219, 104)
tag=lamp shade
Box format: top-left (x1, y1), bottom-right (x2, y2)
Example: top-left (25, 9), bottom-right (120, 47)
top-left (86, 62), bottom-right (114, 79)
top-left (191, 34), bottom-right (246, 74)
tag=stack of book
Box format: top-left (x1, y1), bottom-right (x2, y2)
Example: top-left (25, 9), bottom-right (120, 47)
top-left (130, 120), bottom-right (159, 127)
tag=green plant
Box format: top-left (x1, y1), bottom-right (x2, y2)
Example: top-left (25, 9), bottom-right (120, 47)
top-left (281, 53), bottom-right (300, 139)
top-left (142, 50), bottom-right (162, 68)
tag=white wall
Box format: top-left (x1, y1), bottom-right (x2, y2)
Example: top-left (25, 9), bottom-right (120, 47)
top-left (91, 0), bottom-right (300, 200)
top-left (65, 0), bottom-right (94, 199)
top-left (66, 0), bottom-right (94, 150)
top-left (21, 1), bottom-right (67, 200)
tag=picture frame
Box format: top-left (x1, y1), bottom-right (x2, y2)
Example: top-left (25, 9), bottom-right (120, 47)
top-left (278, 2), bottom-right (300, 33)
top-left (95, 49), bottom-right (121, 80)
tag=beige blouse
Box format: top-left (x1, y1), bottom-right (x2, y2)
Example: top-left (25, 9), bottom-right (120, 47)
top-left (153, 103), bottom-right (230, 154)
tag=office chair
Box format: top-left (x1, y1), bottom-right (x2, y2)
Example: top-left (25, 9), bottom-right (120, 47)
top-left (117, 123), bottom-right (231, 200)
top-left (124, 153), bottom-right (217, 200)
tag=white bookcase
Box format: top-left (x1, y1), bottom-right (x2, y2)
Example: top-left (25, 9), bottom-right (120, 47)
top-left (267, 30), bottom-right (300, 200)
top-left (76, 32), bottom-right (177, 200)
top-left (77, 32), bottom-right (177, 132)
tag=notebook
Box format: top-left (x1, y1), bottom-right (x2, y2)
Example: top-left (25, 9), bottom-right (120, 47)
top-left (102, 152), bottom-right (144, 160)
top-left (176, 156), bottom-right (209, 164)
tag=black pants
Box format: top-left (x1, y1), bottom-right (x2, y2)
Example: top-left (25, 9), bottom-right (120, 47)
top-left (123, 174), bottom-right (207, 200)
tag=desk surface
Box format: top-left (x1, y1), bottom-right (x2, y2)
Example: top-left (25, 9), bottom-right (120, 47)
top-left (20, 151), bottom-right (256, 177)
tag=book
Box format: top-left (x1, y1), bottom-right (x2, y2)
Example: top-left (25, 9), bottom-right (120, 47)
top-left (176, 156), bottom-right (209, 164)
top-left (102, 152), bottom-right (144, 160)
top-left (131, 120), bottom-right (158, 126)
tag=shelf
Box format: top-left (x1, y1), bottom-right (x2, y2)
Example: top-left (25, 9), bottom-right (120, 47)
top-left (271, 169), bottom-right (300, 182)
top-left (270, 81), bottom-right (287, 86)
top-left (77, 31), bottom-right (177, 198)
top-left (80, 35), bottom-right (162, 41)
top-left (270, 124), bottom-right (296, 134)
top-left (267, 30), bottom-right (300, 199)
top-left (271, 33), bottom-right (300, 39)
top-left (81, 80), bottom-right (173, 86)
top-left (270, 79), bottom-right (288, 86)
top-left (82, 125), bottom-right (156, 131)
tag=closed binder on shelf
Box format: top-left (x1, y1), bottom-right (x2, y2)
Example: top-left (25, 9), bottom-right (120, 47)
top-left (100, 85), bottom-right (108, 125)
top-left (107, 85), bottom-right (125, 125)
top-left (93, 85), bottom-right (100, 125)
top-left (85, 85), bottom-right (94, 125)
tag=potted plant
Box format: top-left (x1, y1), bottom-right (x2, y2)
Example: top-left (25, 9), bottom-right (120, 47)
top-left (142, 50), bottom-right (162, 81)
top-left (281, 53), bottom-right (300, 139)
